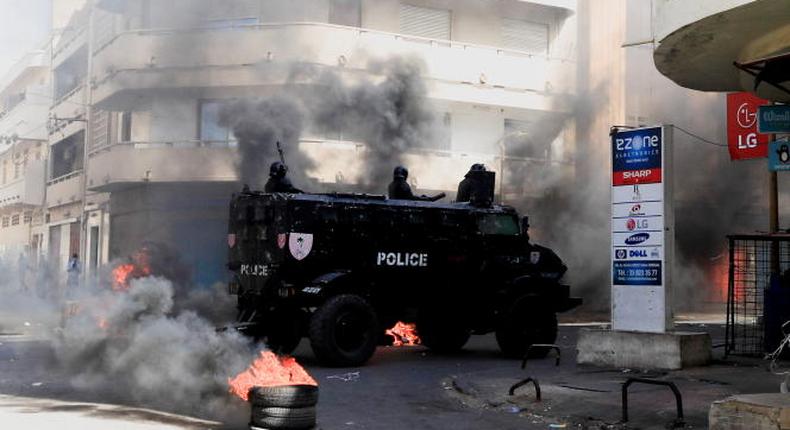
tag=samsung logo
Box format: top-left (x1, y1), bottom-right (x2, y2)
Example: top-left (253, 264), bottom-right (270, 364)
top-left (625, 233), bottom-right (650, 245)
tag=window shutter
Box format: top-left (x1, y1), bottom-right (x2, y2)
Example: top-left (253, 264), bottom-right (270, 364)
top-left (502, 18), bottom-right (548, 55)
top-left (399, 4), bottom-right (451, 40)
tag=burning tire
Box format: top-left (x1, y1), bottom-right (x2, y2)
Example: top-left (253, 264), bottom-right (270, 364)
top-left (417, 307), bottom-right (471, 353)
top-left (251, 406), bottom-right (316, 429)
top-left (309, 294), bottom-right (380, 367)
top-left (495, 299), bottom-right (557, 359)
top-left (249, 385), bottom-right (319, 408)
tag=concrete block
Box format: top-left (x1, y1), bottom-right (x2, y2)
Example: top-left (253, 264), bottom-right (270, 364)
top-left (710, 394), bottom-right (790, 430)
top-left (576, 329), bottom-right (711, 370)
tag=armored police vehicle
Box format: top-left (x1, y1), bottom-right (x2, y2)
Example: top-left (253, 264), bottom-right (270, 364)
top-left (227, 186), bottom-right (581, 367)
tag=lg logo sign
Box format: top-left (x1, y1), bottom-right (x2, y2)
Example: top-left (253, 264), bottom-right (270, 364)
top-left (727, 93), bottom-right (769, 160)
top-left (736, 103), bottom-right (759, 149)
top-left (736, 103), bottom-right (757, 128)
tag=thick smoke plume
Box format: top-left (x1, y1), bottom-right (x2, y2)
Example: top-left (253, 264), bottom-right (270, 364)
top-left (221, 56), bottom-right (435, 190)
top-left (0, 251), bottom-right (255, 424)
top-left (56, 277), bottom-right (251, 422)
top-left (301, 57), bottom-right (435, 188)
top-left (219, 96), bottom-right (309, 189)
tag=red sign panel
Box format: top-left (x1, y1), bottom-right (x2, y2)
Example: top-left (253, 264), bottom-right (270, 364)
top-left (727, 92), bottom-right (770, 160)
top-left (613, 168), bottom-right (662, 186)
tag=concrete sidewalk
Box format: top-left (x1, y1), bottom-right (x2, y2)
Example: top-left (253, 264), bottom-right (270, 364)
top-left (0, 394), bottom-right (225, 430)
top-left (446, 326), bottom-right (781, 429)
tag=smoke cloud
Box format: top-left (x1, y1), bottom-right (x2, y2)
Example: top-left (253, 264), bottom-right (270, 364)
top-left (220, 56), bottom-right (435, 191)
top-left (219, 96), bottom-right (308, 189)
top-left (301, 56), bottom-right (435, 188)
top-left (56, 276), bottom-right (251, 422)
top-left (0, 251), bottom-right (255, 425)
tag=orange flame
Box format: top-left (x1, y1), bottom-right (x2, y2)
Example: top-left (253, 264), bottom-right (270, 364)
top-left (111, 250), bottom-right (153, 292)
top-left (228, 351), bottom-right (317, 401)
top-left (112, 264), bottom-right (136, 291)
top-left (386, 321), bottom-right (421, 346)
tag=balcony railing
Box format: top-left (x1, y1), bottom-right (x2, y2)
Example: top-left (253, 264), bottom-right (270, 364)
top-left (91, 22), bottom-right (576, 104)
top-left (47, 169), bottom-right (83, 186)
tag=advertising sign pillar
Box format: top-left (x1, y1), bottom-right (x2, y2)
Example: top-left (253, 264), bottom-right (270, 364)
top-left (611, 126), bottom-right (673, 333)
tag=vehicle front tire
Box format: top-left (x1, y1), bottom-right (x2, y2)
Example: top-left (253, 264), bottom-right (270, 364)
top-left (495, 300), bottom-right (558, 359)
top-left (309, 294), bottom-right (380, 367)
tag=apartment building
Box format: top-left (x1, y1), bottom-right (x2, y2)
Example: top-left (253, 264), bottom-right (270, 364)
top-left (0, 50), bottom-right (50, 257)
top-left (39, 0), bottom-right (579, 285)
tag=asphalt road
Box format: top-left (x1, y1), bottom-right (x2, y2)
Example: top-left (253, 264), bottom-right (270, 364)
top-left (0, 322), bottom-right (780, 429)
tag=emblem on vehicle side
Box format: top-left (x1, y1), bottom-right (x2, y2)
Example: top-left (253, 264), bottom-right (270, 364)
top-left (530, 251), bottom-right (541, 264)
top-left (277, 233), bottom-right (287, 249)
top-left (289, 233), bottom-right (313, 261)
top-left (227, 233), bottom-right (236, 248)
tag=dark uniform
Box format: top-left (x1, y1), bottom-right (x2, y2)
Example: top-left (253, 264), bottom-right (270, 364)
top-left (388, 166), bottom-right (431, 201)
top-left (456, 163), bottom-right (487, 202)
top-left (265, 162), bottom-right (303, 193)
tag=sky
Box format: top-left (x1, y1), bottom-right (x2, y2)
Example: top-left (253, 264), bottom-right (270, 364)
top-left (0, 0), bottom-right (52, 80)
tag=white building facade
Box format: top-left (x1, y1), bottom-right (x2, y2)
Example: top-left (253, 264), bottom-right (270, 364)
top-left (39, 0), bottom-right (580, 285)
top-left (0, 49), bottom-right (50, 258)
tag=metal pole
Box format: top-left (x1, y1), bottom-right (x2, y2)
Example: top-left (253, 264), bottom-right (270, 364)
top-left (79, 0), bottom-right (96, 279)
top-left (770, 125), bottom-right (779, 274)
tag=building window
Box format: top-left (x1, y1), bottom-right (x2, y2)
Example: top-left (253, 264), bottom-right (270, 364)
top-left (330, 0), bottom-right (361, 27)
top-left (23, 211), bottom-right (32, 224)
top-left (53, 47), bottom-right (88, 100)
top-left (199, 100), bottom-right (233, 143)
top-left (399, 4), bottom-right (451, 40)
top-left (1, 217), bottom-right (8, 228)
top-left (51, 131), bottom-right (85, 179)
top-left (501, 18), bottom-right (549, 55)
top-left (119, 111), bottom-right (133, 142)
top-left (11, 214), bottom-right (19, 226)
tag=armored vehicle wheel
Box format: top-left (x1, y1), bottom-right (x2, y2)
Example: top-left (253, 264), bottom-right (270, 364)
top-left (417, 308), bottom-right (471, 353)
top-left (309, 294), bottom-right (380, 367)
top-left (496, 300), bottom-right (557, 359)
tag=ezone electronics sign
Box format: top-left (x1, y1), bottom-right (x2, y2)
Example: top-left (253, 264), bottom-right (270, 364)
top-left (612, 129), bottom-right (661, 186)
top-left (611, 126), bottom-right (673, 333)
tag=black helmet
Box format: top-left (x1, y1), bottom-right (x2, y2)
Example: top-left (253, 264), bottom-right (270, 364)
top-left (393, 165), bottom-right (408, 180)
top-left (470, 163), bottom-right (486, 172)
top-left (270, 162), bottom-right (287, 178)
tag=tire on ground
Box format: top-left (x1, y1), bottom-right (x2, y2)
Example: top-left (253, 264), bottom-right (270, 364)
top-left (495, 298), bottom-right (557, 359)
top-left (417, 306), bottom-right (471, 353)
top-left (309, 294), bottom-right (380, 367)
top-left (249, 385), bottom-right (318, 408)
top-left (251, 406), bottom-right (316, 428)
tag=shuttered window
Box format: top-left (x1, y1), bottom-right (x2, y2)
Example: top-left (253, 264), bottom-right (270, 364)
top-left (501, 18), bottom-right (549, 55)
top-left (399, 4), bottom-right (451, 40)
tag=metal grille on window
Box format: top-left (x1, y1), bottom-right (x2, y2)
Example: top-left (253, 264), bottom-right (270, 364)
top-left (501, 18), bottom-right (549, 55)
top-left (399, 4), bottom-right (451, 40)
top-left (92, 109), bottom-right (110, 151)
top-left (725, 235), bottom-right (790, 357)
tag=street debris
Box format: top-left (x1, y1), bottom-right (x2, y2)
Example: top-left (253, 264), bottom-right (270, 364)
top-left (31, 382), bottom-right (43, 387)
top-left (327, 372), bottom-right (360, 382)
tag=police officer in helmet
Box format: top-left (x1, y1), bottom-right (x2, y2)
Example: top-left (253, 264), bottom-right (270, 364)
top-left (388, 166), bottom-right (441, 201)
top-left (456, 163), bottom-right (486, 203)
top-left (265, 161), bottom-right (303, 193)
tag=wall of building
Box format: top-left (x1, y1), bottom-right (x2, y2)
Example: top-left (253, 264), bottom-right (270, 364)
top-left (109, 182), bottom-right (237, 286)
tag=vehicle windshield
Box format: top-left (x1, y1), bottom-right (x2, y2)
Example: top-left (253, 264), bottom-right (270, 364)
top-left (477, 214), bottom-right (520, 235)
